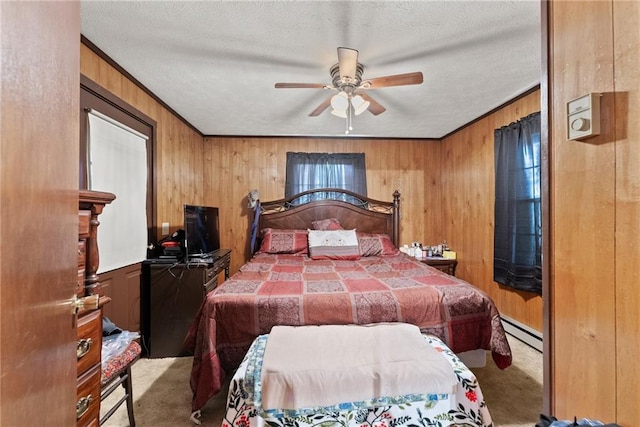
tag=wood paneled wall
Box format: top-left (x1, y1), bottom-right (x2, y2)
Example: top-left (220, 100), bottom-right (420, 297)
top-left (612, 2), bottom-right (640, 422)
top-left (202, 137), bottom-right (440, 274)
top-left (441, 91), bottom-right (543, 332)
top-left (549, 1), bottom-right (640, 423)
top-left (100, 264), bottom-right (142, 332)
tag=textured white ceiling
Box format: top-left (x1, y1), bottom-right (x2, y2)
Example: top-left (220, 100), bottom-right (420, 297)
top-left (80, 1), bottom-right (541, 139)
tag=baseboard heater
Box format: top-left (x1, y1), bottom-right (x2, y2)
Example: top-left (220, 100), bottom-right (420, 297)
top-left (501, 315), bottom-right (543, 352)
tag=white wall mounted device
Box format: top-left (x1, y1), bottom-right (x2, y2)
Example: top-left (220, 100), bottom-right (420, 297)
top-left (567, 93), bottom-right (601, 141)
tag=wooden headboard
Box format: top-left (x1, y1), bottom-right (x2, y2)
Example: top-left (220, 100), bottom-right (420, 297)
top-left (256, 188), bottom-right (400, 248)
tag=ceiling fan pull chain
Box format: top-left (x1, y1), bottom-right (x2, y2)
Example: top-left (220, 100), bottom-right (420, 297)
top-left (346, 98), bottom-right (352, 134)
top-left (345, 111), bottom-right (350, 135)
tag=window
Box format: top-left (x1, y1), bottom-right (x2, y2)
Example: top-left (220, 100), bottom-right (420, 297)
top-left (80, 75), bottom-right (156, 272)
top-left (284, 152), bottom-right (367, 202)
top-left (494, 112), bottom-right (542, 294)
top-left (87, 111), bottom-right (149, 272)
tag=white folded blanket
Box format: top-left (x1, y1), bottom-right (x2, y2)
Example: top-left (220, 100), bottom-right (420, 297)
top-left (261, 323), bottom-right (458, 412)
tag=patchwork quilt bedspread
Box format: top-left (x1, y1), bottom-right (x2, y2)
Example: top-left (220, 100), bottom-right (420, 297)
top-left (223, 334), bottom-right (493, 427)
top-left (184, 252), bottom-right (511, 411)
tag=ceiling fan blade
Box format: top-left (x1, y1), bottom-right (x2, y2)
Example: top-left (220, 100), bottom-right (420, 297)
top-left (309, 95), bottom-right (333, 117)
top-left (358, 93), bottom-right (386, 115)
top-left (337, 47), bottom-right (358, 79)
top-left (362, 71), bottom-right (424, 88)
top-left (275, 83), bottom-right (327, 89)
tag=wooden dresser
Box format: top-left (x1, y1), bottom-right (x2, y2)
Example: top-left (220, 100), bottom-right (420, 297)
top-left (76, 190), bottom-right (115, 427)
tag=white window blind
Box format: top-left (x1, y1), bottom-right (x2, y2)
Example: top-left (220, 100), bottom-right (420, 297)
top-left (88, 110), bottom-right (148, 273)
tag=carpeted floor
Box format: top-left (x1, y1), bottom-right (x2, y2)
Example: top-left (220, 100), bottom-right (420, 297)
top-left (472, 336), bottom-right (543, 427)
top-left (101, 334), bottom-right (542, 427)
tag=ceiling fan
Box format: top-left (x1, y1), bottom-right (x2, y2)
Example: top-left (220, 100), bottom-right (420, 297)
top-left (275, 47), bottom-right (423, 133)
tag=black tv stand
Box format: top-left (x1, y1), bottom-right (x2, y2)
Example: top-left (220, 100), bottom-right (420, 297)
top-left (184, 249), bottom-right (232, 278)
top-left (140, 248), bottom-right (231, 358)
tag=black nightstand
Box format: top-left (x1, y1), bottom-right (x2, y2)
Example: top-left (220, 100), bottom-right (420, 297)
top-left (421, 257), bottom-right (458, 276)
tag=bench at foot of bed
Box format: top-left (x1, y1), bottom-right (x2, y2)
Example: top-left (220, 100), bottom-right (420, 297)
top-left (221, 323), bottom-right (493, 427)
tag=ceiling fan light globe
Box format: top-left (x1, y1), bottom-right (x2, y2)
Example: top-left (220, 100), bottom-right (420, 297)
top-left (330, 92), bottom-right (349, 111)
top-left (351, 95), bottom-right (370, 116)
top-left (331, 109), bottom-right (348, 118)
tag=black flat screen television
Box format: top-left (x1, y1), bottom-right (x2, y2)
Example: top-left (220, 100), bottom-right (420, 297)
top-left (183, 205), bottom-right (220, 258)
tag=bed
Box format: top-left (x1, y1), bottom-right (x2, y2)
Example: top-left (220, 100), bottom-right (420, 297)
top-left (184, 188), bottom-right (511, 414)
top-left (222, 326), bottom-right (493, 427)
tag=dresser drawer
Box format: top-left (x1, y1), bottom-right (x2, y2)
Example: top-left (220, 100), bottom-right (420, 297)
top-left (204, 267), bottom-right (219, 292)
top-left (77, 310), bottom-right (102, 376)
top-left (76, 364), bottom-right (101, 427)
top-left (79, 210), bottom-right (91, 237)
top-left (77, 240), bottom-right (87, 296)
top-left (210, 253), bottom-right (230, 273)
top-left (204, 251), bottom-right (231, 289)
top-left (431, 264), bottom-right (450, 274)
top-left (78, 240), bottom-right (86, 268)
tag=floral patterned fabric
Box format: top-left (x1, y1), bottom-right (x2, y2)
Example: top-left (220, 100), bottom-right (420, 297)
top-left (100, 340), bottom-right (141, 385)
top-left (184, 252), bottom-right (511, 412)
top-left (222, 334), bottom-right (493, 427)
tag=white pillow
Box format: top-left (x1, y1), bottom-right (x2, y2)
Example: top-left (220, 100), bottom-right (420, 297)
top-left (307, 229), bottom-right (360, 260)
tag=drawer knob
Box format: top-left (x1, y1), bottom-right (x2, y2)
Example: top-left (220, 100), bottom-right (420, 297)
top-left (76, 394), bottom-right (93, 419)
top-left (77, 338), bottom-right (93, 359)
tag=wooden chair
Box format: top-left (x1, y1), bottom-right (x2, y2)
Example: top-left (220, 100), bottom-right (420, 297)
top-left (100, 340), bottom-right (142, 426)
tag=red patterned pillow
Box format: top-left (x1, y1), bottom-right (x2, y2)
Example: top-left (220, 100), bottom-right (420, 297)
top-left (311, 218), bottom-right (344, 231)
top-left (357, 232), bottom-right (399, 257)
top-left (258, 228), bottom-right (308, 255)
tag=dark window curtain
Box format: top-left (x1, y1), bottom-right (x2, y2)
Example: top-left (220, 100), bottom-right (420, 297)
top-left (494, 112), bottom-right (542, 295)
top-left (285, 152), bottom-right (367, 203)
